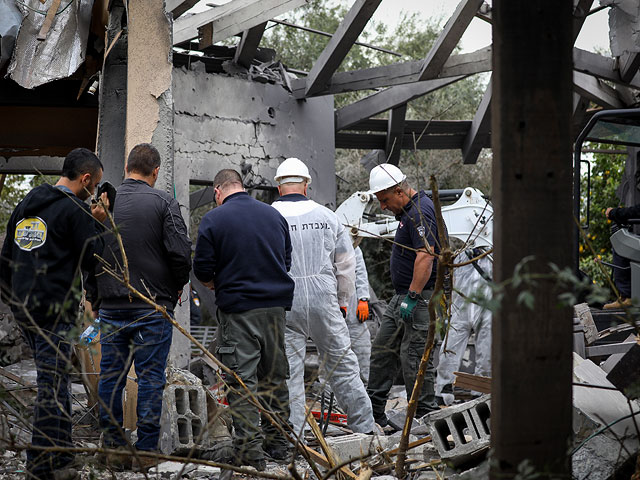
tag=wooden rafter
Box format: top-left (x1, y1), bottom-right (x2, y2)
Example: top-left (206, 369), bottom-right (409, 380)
top-left (166, 0), bottom-right (199, 19)
top-left (173, 0), bottom-right (307, 47)
top-left (418, 0), bottom-right (484, 81)
top-left (234, 23), bottom-right (267, 68)
top-left (291, 47), bottom-right (491, 98)
top-left (304, 0), bottom-right (383, 97)
top-left (461, 78), bottom-right (491, 164)
top-left (335, 76), bottom-right (465, 130)
top-left (385, 104), bottom-right (407, 165)
top-left (573, 71), bottom-right (624, 109)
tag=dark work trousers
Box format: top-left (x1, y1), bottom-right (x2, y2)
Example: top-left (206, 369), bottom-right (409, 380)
top-left (367, 291), bottom-right (438, 420)
top-left (612, 248), bottom-right (632, 299)
top-left (15, 313), bottom-right (75, 478)
top-left (216, 307), bottom-right (291, 462)
top-left (98, 308), bottom-right (172, 452)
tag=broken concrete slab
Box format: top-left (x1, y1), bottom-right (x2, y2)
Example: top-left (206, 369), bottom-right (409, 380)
top-left (572, 352), bottom-right (640, 438)
top-left (425, 394), bottom-right (491, 467)
top-left (149, 461), bottom-right (197, 478)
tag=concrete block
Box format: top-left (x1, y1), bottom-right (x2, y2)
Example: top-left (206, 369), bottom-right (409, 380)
top-left (325, 433), bottom-right (387, 463)
top-left (159, 384), bottom-right (208, 455)
top-left (425, 395), bottom-right (491, 467)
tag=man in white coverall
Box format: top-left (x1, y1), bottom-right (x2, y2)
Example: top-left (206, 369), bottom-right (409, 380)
top-left (435, 248), bottom-right (492, 405)
top-left (272, 157), bottom-right (375, 435)
top-left (347, 246), bottom-right (372, 384)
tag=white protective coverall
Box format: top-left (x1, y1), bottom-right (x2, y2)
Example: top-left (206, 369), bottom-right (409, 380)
top-left (436, 249), bottom-right (492, 399)
top-left (272, 196), bottom-right (375, 434)
top-left (346, 246), bottom-right (372, 384)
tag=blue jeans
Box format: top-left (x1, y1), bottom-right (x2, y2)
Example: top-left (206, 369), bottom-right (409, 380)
top-left (15, 313), bottom-right (75, 478)
top-left (98, 308), bottom-right (172, 451)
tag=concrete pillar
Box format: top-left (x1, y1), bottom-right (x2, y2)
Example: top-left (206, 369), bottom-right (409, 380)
top-left (97, 0), bottom-right (127, 185)
top-left (491, 1), bottom-right (573, 477)
top-left (126, 0), bottom-right (190, 368)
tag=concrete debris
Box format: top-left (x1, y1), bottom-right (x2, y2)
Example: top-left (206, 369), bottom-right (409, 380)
top-left (606, 342), bottom-right (640, 399)
top-left (572, 352), bottom-right (640, 480)
top-left (325, 432), bottom-right (386, 463)
top-left (167, 366), bottom-right (203, 386)
top-left (159, 384), bottom-right (209, 455)
top-left (385, 408), bottom-right (422, 433)
top-left (148, 461), bottom-right (197, 478)
top-left (449, 459), bottom-right (489, 480)
top-left (425, 394), bottom-right (491, 467)
top-left (0, 308), bottom-right (30, 366)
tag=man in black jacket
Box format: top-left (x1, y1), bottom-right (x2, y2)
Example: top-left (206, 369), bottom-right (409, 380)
top-left (95, 144), bottom-right (192, 470)
top-left (194, 169), bottom-right (294, 470)
top-left (604, 204), bottom-right (640, 308)
top-left (0, 148), bottom-right (108, 480)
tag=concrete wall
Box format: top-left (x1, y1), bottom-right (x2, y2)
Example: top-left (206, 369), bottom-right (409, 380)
top-left (173, 67), bottom-right (336, 208)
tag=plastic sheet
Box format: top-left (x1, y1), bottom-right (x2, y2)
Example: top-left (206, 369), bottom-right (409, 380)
top-left (8, 0), bottom-right (94, 89)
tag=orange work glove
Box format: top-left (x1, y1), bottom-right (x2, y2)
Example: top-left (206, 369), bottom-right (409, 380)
top-left (340, 306), bottom-right (347, 318)
top-left (356, 299), bottom-right (369, 322)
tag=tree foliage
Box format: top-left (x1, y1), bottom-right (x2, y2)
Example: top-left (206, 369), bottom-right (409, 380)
top-left (578, 144), bottom-right (626, 292)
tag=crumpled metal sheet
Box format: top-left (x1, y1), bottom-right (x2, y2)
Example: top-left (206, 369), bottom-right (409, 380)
top-left (8, 0), bottom-right (95, 89)
top-left (0, 0), bottom-right (24, 70)
top-left (601, 0), bottom-right (640, 57)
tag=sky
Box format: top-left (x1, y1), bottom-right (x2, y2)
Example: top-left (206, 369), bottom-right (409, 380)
top-left (190, 0), bottom-right (612, 54)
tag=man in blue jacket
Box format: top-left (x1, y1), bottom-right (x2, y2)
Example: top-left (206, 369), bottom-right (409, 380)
top-left (366, 163), bottom-right (440, 428)
top-left (0, 148), bottom-right (108, 480)
top-left (96, 144), bottom-right (192, 471)
top-left (194, 169), bottom-right (295, 471)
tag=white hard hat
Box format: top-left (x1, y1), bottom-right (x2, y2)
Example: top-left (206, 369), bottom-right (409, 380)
top-left (274, 157), bottom-right (312, 185)
top-left (369, 163), bottom-right (406, 193)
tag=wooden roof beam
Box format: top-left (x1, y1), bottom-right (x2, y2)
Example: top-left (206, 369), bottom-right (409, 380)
top-left (233, 22), bottom-right (267, 68)
top-left (335, 75), bottom-right (465, 130)
top-left (573, 71), bottom-right (624, 109)
top-left (304, 0), bottom-right (383, 97)
top-left (166, 0), bottom-right (199, 19)
top-left (173, 0), bottom-right (307, 47)
top-left (385, 104), bottom-right (407, 165)
top-left (419, 0), bottom-right (484, 81)
top-left (461, 78), bottom-right (491, 164)
top-left (572, 0), bottom-right (595, 41)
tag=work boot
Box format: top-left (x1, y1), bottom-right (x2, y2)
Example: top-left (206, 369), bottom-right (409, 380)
top-left (603, 297), bottom-right (632, 309)
top-left (264, 444), bottom-right (292, 462)
top-left (234, 455), bottom-right (267, 471)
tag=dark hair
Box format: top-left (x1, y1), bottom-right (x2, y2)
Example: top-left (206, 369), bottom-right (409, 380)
top-left (213, 169), bottom-right (243, 190)
top-left (62, 148), bottom-right (103, 180)
top-left (126, 143), bottom-right (161, 176)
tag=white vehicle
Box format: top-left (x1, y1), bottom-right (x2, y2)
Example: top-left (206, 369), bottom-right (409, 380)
top-left (335, 187), bottom-right (493, 249)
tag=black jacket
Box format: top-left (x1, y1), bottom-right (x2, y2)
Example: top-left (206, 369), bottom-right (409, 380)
top-left (0, 184), bottom-right (103, 318)
top-left (96, 178), bottom-right (192, 312)
top-left (193, 191), bottom-right (294, 313)
top-left (609, 204), bottom-right (640, 224)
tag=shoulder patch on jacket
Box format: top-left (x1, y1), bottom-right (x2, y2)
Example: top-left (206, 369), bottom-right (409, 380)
top-left (14, 217), bottom-right (47, 251)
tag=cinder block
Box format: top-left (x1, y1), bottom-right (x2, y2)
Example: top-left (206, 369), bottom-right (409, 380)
top-left (325, 433), bottom-right (387, 463)
top-left (425, 395), bottom-right (491, 466)
top-left (159, 384), bottom-right (208, 455)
